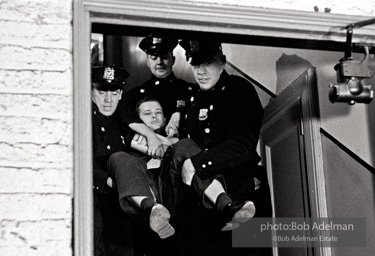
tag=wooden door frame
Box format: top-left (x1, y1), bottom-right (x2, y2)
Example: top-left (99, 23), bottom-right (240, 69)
top-left (73, 1), bottom-right (375, 255)
top-left (260, 67), bottom-right (328, 256)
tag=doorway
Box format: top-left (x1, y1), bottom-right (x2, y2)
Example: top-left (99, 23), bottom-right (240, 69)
top-left (73, 1), bottom-right (362, 256)
top-left (260, 67), bottom-right (328, 256)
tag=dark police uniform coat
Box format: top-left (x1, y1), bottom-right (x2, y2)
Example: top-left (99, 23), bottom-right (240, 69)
top-left (119, 73), bottom-right (198, 133)
top-left (185, 70), bottom-right (263, 181)
top-left (182, 70), bottom-right (272, 256)
top-left (92, 103), bottom-right (134, 255)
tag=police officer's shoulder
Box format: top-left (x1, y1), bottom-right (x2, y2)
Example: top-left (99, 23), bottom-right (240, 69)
top-left (177, 78), bottom-right (198, 91)
top-left (125, 79), bottom-right (152, 95)
top-left (227, 74), bottom-right (257, 93)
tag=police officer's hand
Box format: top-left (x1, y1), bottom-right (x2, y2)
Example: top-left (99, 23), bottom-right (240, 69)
top-left (146, 133), bottom-right (165, 159)
top-left (165, 112), bottom-right (180, 137)
top-left (182, 158), bottom-right (196, 186)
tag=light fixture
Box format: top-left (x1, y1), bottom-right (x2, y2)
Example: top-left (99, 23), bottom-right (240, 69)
top-left (329, 18), bottom-right (375, 105)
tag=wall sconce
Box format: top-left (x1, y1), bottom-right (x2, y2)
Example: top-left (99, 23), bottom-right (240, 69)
top-left (329, 18), bottom-right (375, 105)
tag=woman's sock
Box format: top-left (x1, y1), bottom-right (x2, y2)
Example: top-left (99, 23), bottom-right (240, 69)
top-left (149, 204), bottom-right (175, 239)
top-left (140, 198), bottom-right (175, 239)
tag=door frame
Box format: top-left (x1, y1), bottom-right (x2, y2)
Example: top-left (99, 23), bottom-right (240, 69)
top-left (72, 1), bottom-right (373, 255)
top-left (260, 67), bottom-right (329, 256)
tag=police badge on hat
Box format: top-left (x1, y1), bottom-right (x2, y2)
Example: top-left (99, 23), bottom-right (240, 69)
top-left (92, 65), bottom-right (129, 91)
top-left (179, 39), bottom-right (222, 66)
top-left (189, 40), bottom-right (202, 53)
top-left (199, 108), bottom-right (208, 121)
top-left (152, 37), bottom-right (163, 44)
top-left (103, 67), bottom-right (115, 82)
top-left (176, 100), bottom-right (186, 108)
top-left (139, 35), bottom-right (178, 56)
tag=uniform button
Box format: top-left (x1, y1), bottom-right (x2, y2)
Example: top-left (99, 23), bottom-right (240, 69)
top-left (187, 134), bottom-right (190, 139)
top-left (222, 86), bottom-right (226, 90)
top-left (169, 79), bottom-right (173, 83)
top-left (101, 127), bottom-right (105, 132)
top-left (209, 105), bottom-right (214, 111)
top-left (107, 145), bottom-right (111, 150)
top-left (190, 96), bottom-right (194, 102)
top-left (93, 111), bottom-right (97, 115)
top-left (185, 114), bottom-right (188, 119)
top-left (188, 87), bottom-right (192, 90)
top-left (208, 161), bottom-right (212, 165)
top-left (202, 164), bottom-right (206, 168)
top-left (155, 81), bottom-right (160, 85)
top-left (140, 89), bottom-right (145, 93)
top-left (205, 128), bottom-right (210, 133)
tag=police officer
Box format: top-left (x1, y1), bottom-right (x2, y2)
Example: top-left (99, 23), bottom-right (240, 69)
top-left (92, 66), bottom-right (175, 256)
top-left (118, 35), bottom-right (198, 159)
top-left (178, 40), bottom-right (272, 255)
top-left (92, 65), bottom-right (134, 256)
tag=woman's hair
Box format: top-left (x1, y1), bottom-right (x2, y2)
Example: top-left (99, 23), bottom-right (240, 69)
top-left (135, 96), bottom-right (163, 115)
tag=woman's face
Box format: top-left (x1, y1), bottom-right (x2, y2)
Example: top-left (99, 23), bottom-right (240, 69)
top-left (138, 101), bottom-right (166, 131)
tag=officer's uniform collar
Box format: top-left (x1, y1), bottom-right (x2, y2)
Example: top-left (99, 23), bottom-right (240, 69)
top-left (150, 73), bottom-right (176, 85)
top-left (199, 70), bottom-right (229, 93)
top-left (92, 102), bottom-right (99, 115)
top-left (92, 102), bottom-right (117, 119)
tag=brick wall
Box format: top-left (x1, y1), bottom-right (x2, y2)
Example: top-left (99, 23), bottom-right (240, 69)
top-left (0, 0), bottom-right (73, 255)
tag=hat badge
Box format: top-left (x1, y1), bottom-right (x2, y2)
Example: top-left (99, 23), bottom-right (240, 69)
top-left (190, 40), bottom-right (201, 53)
top-left (152, 37), bottom-right (163, 44)
top-left (176, 100), bottom-right (186, 108)
top-left (103, 67), bottom-right (115, 82)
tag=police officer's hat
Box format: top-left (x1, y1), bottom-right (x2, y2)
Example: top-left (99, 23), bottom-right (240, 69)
top-left (92, 66), bottom-right (129, 91)
top-left (139, 35), bottom-right (178, 56)
top-left (179, 40), bottom-right (222, 66)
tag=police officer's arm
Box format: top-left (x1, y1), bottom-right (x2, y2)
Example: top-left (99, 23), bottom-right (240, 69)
top-left (190, 81), bottom-right (263, 180)
top-left (129, 122), bottom-right (165, 158)
top-left (165, 112), bottom-right (180, 137)
top-left (116, 99), bottom-right (165, 158)
top-left (93, 159), bottom-right (112, 194)
top-left (166, 81), bottom-right (199, 137)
